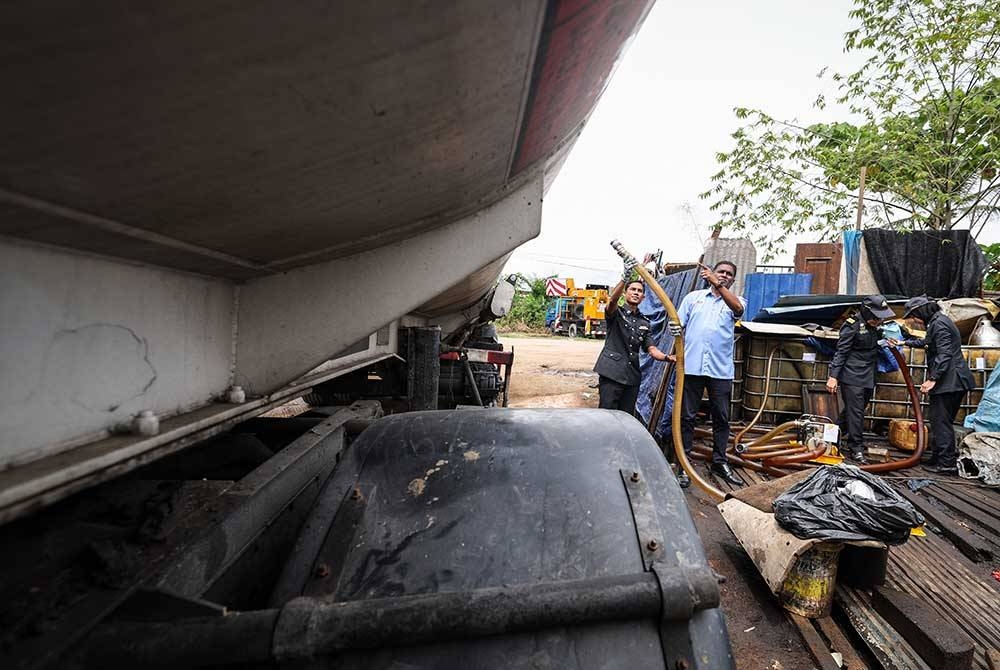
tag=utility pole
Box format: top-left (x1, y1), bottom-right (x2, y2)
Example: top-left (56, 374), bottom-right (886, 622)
top-left (854, 165), bottom-right (867, 231)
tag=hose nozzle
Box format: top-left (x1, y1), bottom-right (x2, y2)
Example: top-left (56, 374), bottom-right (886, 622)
top-left (610, 240), bottom-right (637, 266)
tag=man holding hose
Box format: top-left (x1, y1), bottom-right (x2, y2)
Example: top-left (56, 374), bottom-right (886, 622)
top-left (593, 259), bottom-right (672, 416)
top-left (670, 261), bottom-right (746, 487)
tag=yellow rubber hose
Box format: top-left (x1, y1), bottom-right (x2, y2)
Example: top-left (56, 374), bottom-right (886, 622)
top-left (733, 344), bottom-right (781, 447)
top-left (611, 240), bottom-right (725, 501)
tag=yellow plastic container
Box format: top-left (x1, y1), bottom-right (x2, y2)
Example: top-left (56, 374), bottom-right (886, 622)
top-left (888, 418), bottom-right (926, 452)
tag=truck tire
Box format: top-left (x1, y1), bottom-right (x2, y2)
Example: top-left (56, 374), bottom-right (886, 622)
top-left (568, 323), bottom-right (578, 338)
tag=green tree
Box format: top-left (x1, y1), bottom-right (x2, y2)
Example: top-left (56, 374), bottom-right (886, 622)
top-left (497, 274), bottom-right (552, 331)
top-left (981, 242), bottom-right (1000, 290)
top-left (701, 0), bottom-right (1000, 260)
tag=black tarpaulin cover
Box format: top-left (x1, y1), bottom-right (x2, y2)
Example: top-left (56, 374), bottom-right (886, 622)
top-left (863, 229), bottom-right (986, 299)
top-left (773, 465), bottom-right (924, 545)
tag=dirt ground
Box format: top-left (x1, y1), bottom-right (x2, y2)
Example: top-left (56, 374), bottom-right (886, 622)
top-left (501, 333), bottom-right (816, 670)
top-left (501, 334), bottom-right (603, 408)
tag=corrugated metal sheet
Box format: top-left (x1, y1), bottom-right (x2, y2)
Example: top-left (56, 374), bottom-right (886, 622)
top-left (743, 273), bottom-right (812, 321)
top-left (703, 237), bottom-right (757, 297)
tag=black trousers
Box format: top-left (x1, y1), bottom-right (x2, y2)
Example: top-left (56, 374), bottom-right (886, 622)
top-left (929, 391), bottom-right (964, 467)
top-left (680, 375), bottom-right (732, 466)
top-left (838, 383), bottom-right (873, 455)
top-left (598, 376), bottom-right (640, 416)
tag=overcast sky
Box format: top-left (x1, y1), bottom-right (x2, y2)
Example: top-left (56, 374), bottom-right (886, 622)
top-left (506, 0), bottom-right (867, 286)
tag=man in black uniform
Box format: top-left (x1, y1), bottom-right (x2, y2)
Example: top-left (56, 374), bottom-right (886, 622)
top-left (593, 266), bottom-right (671, 415)
top-left (889, 296), bottom-right (974, 474)
top-left (826, 295), bottom-right (895, 463)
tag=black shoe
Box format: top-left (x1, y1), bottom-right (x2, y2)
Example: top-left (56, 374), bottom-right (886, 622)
top-left (677, 471), bottom-right (691, 489)
top-left (920, 451), bottom-right (938, 465)
top-left (712, 463), bottom-right (743, 486)
top-left (928, 464), bottom-right (958, 475)
top-left (848, 451), bottom-right (869, 465)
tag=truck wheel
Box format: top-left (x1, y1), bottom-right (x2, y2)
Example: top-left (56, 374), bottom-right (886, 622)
top-left (568, 323), bottom-right (578, 338)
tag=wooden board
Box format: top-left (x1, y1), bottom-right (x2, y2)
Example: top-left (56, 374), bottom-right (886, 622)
top-left (795, 243), bottom-right (843, 295)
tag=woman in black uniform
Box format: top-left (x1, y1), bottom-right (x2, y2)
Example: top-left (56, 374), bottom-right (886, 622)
top-left (890, 296), bottom-right (974, 474)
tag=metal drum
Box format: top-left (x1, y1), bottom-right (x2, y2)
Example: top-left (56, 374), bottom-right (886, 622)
top-left (741, 337), bottom-right (832, 424)
top-left (739, 334), bottom-right (1000, 428)
top-left (731, 335), bottom-right (747, 419)
top-left (870, 345), bottom-right (1000, 424)
top-left (777, 543), bottom-right (842, 618)
top-left (969, 317), bottom-right (1000, 347)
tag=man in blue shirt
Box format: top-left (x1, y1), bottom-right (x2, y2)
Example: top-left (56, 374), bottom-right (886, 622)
top-left (672, 261), bottom-right (746, 486)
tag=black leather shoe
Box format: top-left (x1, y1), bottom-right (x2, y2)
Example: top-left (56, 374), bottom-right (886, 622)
top-left (677, 471), bottom-right (691, 489)
top-left (928, 464), bottom-right (958, 475)
top-left (848, 451), bottom-right (869, 465)
top-left (712, 463), bottom-right (743, 486)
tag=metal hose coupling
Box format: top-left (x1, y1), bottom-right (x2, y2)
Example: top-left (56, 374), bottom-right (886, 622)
top-left (610, 239), bottom-right (637, 266)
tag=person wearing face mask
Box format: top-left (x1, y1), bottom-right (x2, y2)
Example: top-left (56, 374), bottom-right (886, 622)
top-left (888, 296), bottom-right (974, 474)
top-left (593, 262), bottom-right (672, 416)
top-left (826, 295), bottom-right (896, 464)
top-left (669, 261), bottom-right (747, 487)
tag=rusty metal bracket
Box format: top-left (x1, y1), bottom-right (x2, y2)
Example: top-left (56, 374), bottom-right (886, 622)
top-left (620, 468), bottom-right (731, 670)
top-left (302, 483), bottom-right (375, 598)
top-left (619, 468), bottom-right (666, 571)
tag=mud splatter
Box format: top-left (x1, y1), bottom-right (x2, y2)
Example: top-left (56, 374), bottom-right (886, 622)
top-left (463, 450), bottom-right (480, 462)
top-left (407, 478), bottom-right (426, 497)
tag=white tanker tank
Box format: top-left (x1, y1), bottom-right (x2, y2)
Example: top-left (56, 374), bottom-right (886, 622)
top-left (0, 3), bottom-right (732, 668)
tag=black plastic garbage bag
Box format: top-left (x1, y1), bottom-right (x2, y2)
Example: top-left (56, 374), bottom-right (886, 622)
top-left (773, 465), bottom-right (924, 545)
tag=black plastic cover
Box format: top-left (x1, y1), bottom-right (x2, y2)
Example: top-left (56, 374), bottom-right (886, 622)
top-left (863, 229), bottom-right (987, 299)
top-left (280, 408), bottom-right (732, 669)
top-left (773, 465), bottom-right (925, 545)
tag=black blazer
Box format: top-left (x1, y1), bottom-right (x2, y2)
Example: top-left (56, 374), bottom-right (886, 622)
top-left (904, 312), bottom-right (974, 395)
top-left (593, 307), bottom-right (652, 386)
top-left (829, 316), bottom-right (881, 389)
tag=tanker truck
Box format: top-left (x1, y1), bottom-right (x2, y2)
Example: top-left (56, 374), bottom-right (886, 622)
top-left (0, 2), bottom-right (732, 668)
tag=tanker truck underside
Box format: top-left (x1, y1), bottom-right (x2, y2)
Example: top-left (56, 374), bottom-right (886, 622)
top-left (0, 2), bottom-right (733, 667)
top-left (0, 0), bottom-right (655, 522)
top-left (0, 407), bottom-right (732, 669)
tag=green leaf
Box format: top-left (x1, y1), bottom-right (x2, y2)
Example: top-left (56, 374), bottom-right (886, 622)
top-left (700, 0), bottom-right (1000, 256)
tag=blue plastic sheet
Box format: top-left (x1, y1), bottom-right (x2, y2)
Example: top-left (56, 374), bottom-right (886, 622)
top-left (843, 230), bottom-right (862, 295)
top-left (636, 268), bottom-right (701, 438)
top-left (964, 364), bottom-right (1000, 432)
top-left (743, 272), bottom-right (812, 322)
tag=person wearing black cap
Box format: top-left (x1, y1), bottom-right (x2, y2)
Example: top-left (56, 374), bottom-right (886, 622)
top-left (888, 296), bottom-right (974, 474)
top-left (826, 295), bottom-right (895, 463)
top-left (593, 261), bottom-right (672, 416)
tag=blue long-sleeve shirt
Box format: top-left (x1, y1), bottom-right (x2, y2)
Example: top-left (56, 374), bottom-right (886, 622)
top-left (677, 288), bottom-right (746, 380)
